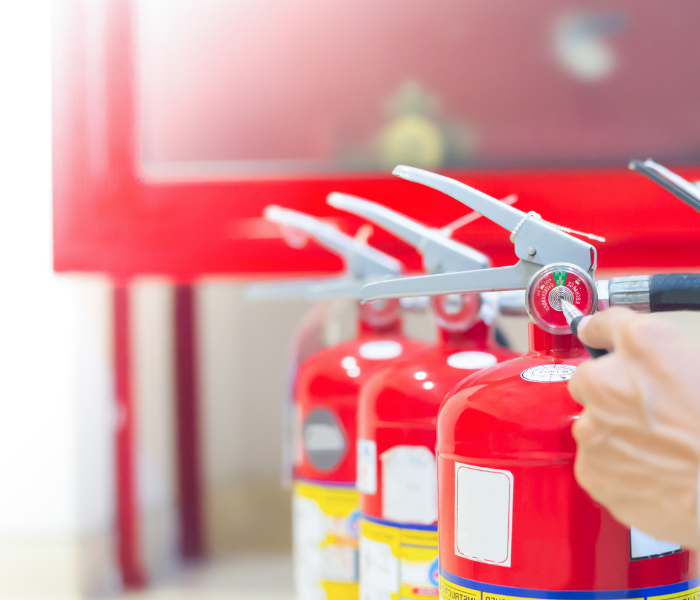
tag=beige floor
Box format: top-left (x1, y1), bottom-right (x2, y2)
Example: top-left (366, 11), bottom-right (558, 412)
top-left (126, 554), bottom-right (294, 600)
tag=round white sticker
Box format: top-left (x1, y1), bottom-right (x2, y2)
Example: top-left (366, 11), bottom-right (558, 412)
top-left (447, 351), bottom-right (498, 370)
top-left (521, 364), bottom-right (577, 383)
top-left (359, 340), bottom-right (403, 360)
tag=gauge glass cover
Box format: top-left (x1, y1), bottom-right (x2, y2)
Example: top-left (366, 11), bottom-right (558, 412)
top-left (526, 263), bottom-right (597, 334)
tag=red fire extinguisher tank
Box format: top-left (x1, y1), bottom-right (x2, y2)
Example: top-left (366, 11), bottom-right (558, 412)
top-left (437, 323), bottom-right (697, 600)
top-left (293, 299), bottom-right (429, 600)
top-left (356, 294), bottom-right (518, 599)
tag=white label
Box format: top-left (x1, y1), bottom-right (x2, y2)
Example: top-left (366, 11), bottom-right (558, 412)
top-left (455, 463), bottom-right (513, 567)
top-left (381, 446), bottom-right (437, 525)
top-left (357, 439), bottom-right (377, 494)
top-left (359, 341), bottom-right (403, 360)
top-left (401, 556), bottom-right (438, 587)
top-left (630, 527), bottom-right (681, 560)
top-left (447, 351), bottom-right (498, 370)
top-left (360, 586), bottom-right (394, 600)
top-left (520, 364), bottom-right (577, 383)
top-left (359, 536), bottom-right (399, 595)
top-left (322, 543), bottom-right (358, 581)
top-left (293, 495), bottom-right (326, 600)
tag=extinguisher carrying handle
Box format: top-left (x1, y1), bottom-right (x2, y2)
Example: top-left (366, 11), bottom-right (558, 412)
top-left (264, 205), bottom-right (403, 280)
top-left (306, 273), bottom-right (397, 301)
top-left (327, 192), bottom-right (491, 274)
top-left (597, 274), bottom-right (700, 313)
top-left (629, 159), bottom-right (700, 214)
top-left (245, 275), bottom-right (432, 311)
top-left (246, 276), bottom-right (356, 302)
top-left (361, 260), bottom-right (542, 303)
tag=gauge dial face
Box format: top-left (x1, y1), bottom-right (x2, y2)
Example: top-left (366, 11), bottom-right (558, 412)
top-left (521, 364), bottom-right (577, 383)
top-left (526, 263), bottom-right (596, 334)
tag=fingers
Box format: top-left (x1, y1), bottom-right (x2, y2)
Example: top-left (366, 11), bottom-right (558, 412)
top-left (568, 358), bottom-right (611, 407)
top-left (568, 361), bottom-right (591, 406)
top-left (568, 352), bottom-right (629, 409)
top-left (576, 307), bottom-right (639, 351)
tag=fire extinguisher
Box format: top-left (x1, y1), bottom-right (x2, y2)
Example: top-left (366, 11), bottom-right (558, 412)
top-left (361, 167), bottom-right (698, 600)
top-left (327, 191), bottom-right (522, 600)
top-left (261, 205), bottom-right (431, 600)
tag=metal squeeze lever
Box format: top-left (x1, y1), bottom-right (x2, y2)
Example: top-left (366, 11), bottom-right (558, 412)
top-left (629, 158), bottom-right (700, 214)
top-left (327, 192), bottom-right (490, 274)
top-left (247, 205), bottom-right (403, 302)
top-left (361, 166), bottom-right (597, 298)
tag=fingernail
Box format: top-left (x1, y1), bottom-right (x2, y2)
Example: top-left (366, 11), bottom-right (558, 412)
top-left (577, 316), bottom-right (592, 335)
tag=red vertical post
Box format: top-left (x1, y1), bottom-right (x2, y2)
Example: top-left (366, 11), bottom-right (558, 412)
top-left (113, 283), bottom-right (146, 588)
top-left (174, 284), bottom-right (204, 560)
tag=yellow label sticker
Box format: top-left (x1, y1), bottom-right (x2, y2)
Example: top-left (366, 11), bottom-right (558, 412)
top-left (440, 577), bottom-right (481, 600)
top-left (322, 581), bottom-right (360, 600)
top-left (649, 587), bottom-right (700, 600)
top-left (293, 481), bottom-right (360, 599)
top-left (439, 579), bottom-right (695, 600)
top-left (483, 594), bottom-right (531, 600)
top-left (295, 481), bottom-right (359, 518)
top-left (360, 518), bottom-right (439, 600)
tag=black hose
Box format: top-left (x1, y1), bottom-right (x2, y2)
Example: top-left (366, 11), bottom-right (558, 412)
top-left (650, 273), bottom-right (700, 312)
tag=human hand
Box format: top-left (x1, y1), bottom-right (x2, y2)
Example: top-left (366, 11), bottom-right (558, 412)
top-left (569, 307), bottom-right (700, 548)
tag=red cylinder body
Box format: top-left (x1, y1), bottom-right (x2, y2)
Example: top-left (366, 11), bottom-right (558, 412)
top-left (292, 300), bottom-right (429, 600)
top-left (437, 323), bottom-right (697, 600)
top-left (356, 308), bottom-right (518, 600)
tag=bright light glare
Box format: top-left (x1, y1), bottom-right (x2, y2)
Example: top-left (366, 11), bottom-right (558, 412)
top-left (341, 356), bottom-right (357, 369)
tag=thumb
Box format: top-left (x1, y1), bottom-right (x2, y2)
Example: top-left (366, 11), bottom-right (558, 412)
top-left (576, 307), bottom-right (638, 351)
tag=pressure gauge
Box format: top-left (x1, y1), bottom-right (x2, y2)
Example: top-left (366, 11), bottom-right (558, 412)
top-left (526, 263), bottom-right (597, 334)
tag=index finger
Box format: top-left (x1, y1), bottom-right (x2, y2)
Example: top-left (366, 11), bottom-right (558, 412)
top-left (577, 307), bottom-right (639, 351)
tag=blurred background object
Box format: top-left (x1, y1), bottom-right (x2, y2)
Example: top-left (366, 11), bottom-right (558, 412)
top-left (1, 0), bottom-right (700, 598)
top-left (138, 0), bottom-right (700, 176)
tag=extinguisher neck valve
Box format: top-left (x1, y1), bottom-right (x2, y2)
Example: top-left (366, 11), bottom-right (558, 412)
top-left (528, 323), bottom-right (586, 356)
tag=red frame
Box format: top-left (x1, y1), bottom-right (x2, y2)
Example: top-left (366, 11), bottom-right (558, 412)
top-left (54, 0), bottom-right (700, 280)
top-left (113, 284), bottom-right (145, 587)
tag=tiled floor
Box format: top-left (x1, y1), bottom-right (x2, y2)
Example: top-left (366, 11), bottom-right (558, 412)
top-left (127, 554), bottom-right (294, 600)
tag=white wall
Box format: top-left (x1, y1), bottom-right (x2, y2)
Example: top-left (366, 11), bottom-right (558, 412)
top-left (197, 281), bottom-right (314, 554)
top-left (132, 280), bottom-right (178, 581)
top-left (0, 3), bottom-right (120, 596)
